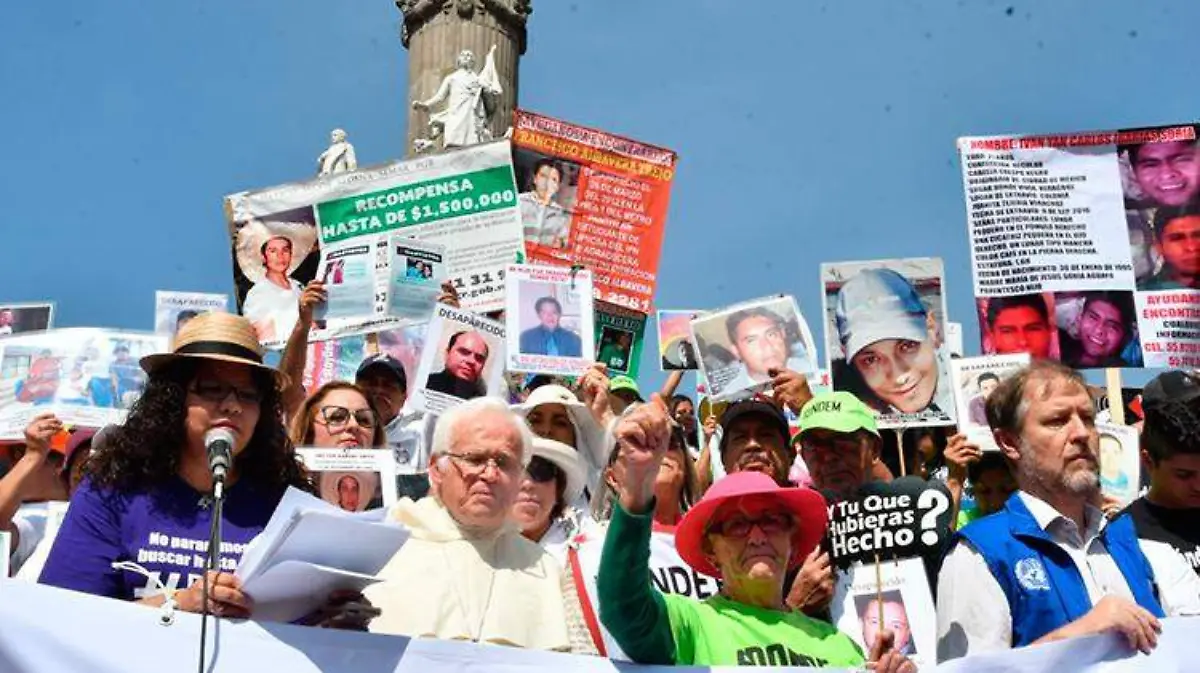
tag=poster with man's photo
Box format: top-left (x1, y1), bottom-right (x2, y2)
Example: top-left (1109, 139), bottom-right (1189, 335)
top-left (657, 309), bottom-right (703, 371)
top-left (832, 557), bottom-right (935, 671)
top-left (949, 354), bottom-right (1030, 451)
top-left (294, 448), bottom-right (398, 512)
top-left (0, 303), bottom-right (54, 338)
top-left (510, 110), bottom-right (678, 313)
top-left (1096, 421), bottom-right (1141, 507)
top-left (226, 140), bottom-right (524, 347)
top-left (958, 123), bottom-right (1200, 369)
top-left (505, 264), bottom-right (595, 376)
top-left (411, 305), bottom-right (505, 415)
top-left (154, 292), bottom-right (228, 336)
top-left (0, 329), bottom-right (168, 440)
top-left (690, 296), bottom-right (818, 402)
top-left (820, 258), bottom-right (955, 429)
top-left (594, 301), bottom-right (645, 377)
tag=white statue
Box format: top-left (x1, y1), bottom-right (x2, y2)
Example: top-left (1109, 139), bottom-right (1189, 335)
top-left (412, 46), bottom-right (502, 150)
top-left (317, 128), bottom-right (358, 176)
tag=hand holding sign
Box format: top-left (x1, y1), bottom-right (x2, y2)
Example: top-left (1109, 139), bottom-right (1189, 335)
top-left (297, 281), bottom-right (328, 326)
top-left (614, 394), bottom-right (671, 515)
top-left (867, 629), bottom-right (918, 673)
top-left (769, 368), bottom-right (813, 415)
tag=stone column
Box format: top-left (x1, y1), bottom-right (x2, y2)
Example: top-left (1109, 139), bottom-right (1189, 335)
top-left (398, 0), bottom-right (531, 155)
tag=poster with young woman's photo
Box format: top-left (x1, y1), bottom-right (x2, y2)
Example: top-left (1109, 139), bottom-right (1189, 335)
top-left (657, 309), bottom-right (703, 371)
top-left (0, 303), bottom-right (55, 338)
top-left (821, 258), bottom-right (955, 429)
top-left (294, 448), bottom-right (397, 512)
top-left (505, 264), bottom-right (595, 376)
top-left (691, 295), bottom-right (818, 402)
top-left (831, 557), bottom-right (935, 671)
top-left (411, 305), bottom-right (506, 415)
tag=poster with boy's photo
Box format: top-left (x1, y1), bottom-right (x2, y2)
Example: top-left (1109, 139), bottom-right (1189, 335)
top-left (154, 292), bottom-right (228, 336)
top-left (1096, 422), bottom-right (1141, 507)
top-left (691, 295), bottom-right (818, 402)
top-left (832, 557), bottom-right (934, 670)
top-left (821, 258), bottom-right (955, 429)
top-left (505, 264), bottom-right (595, 376)
top-left (976, 293), bottom-right (1060, 361)
top-left (411, 305), bottom-right (505, 415)
top-left (1051, 290), bottom-right (1143, 369)
top-left (949, 354), bottom-right (1030, 451)
top-left (657, 309), bottom-right (703, 371)
top-left (295, 448), bottom-right (397, 512)
top-left (0, 303), bottom-right (55, 337)
top-left (594, 301), bottom-right (645, 377)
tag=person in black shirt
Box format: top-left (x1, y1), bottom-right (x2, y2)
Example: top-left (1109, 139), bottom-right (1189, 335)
top-left (1120, 371), bottom-right (1200, 576)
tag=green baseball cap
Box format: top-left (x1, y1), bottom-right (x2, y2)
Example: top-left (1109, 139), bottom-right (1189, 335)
top-left (794, 391), bottom-right (879, 441)
top-left (609, 375), bottom-right (643, 401)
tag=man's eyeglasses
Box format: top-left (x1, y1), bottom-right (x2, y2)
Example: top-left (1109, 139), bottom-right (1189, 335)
top-left (444, 451), bottom-right (520, 476)
top-left (190, 380), bottom-right (263, 405)
top-left (798, 435), bottom-right (862, 463)
top-left (708, 511), bottom-right (794, 538)
top-left (525, 456), bottom-right (561, 484)
top-left (318, 406), bottom-right (376, 430)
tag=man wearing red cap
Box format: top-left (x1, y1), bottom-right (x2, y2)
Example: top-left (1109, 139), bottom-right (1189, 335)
top-left (596, 397), bottom-right (914, 671)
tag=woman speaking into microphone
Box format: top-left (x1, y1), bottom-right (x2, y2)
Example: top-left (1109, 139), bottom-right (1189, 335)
top-left (39, 313), bottom-right (311, 618)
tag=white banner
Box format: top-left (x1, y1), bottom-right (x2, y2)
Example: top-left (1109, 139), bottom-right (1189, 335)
top-left (1, 581), bottom-right (1199, 672)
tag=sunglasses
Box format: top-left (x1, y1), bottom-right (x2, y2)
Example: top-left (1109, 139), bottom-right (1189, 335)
top-left (525, 456), bottom-right (562, 484)
top-left (191, 380), bottom-right (263, 405)
top-left (318, 406), bottom-right (377, 430)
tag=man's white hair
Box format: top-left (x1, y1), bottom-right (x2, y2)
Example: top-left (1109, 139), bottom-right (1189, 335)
top-left (431, 396), bottom-right (533, 466)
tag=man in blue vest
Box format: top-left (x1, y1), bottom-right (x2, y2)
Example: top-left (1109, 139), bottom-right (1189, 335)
top-left (936, 360), bottom-right (1200, 661)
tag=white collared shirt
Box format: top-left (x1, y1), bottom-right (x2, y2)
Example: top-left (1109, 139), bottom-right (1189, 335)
top-left (936, 491), bottom-right (1200, 662)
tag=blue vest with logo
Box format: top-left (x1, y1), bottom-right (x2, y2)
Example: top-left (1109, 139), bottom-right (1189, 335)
top-left (957, 493), bottom-right (1164, 647)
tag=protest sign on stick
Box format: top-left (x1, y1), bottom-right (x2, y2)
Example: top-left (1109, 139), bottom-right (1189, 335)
top-left (510, 110), bottom-right (677, 313)
top-left (593, 301), bottom-right (645, 377)
top-left (154, 292), bottom-right (228, 336)
top-left (410, 305), bottom-right (505, 415)
top-left (825, 477), bottom-right (954, 572)
top-left (656, 309), bottom-right (702, 371)
top-left (0, 329), bottom-right (168, 440)
top-left (832, 557), bottom-right (935, 670)
top-left (504, 264), bottom-right (595, 377)
top-left (821, 258), bottom-right (955, 429)
top-left (0, 302), bottom-right (55, 337)
top-left (958, 123), bottom-right (1200, 369)
top-left (226, 140), bottom-right (524, 347)
top-left (295, 448), bottom-right (398, 513)
top-left (690, 295), bottom-right (818, 402)
top-left (949, 353), bottom-right (1031, 451)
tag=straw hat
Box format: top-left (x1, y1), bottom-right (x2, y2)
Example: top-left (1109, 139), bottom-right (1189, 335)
top-left (140, 312), bottom-right (287, 387)
top-left (235, 219), bottom-right (318, 285)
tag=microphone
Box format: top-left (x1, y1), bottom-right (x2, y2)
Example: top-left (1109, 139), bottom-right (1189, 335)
top-left (204, 427), bottom-right (235, 490)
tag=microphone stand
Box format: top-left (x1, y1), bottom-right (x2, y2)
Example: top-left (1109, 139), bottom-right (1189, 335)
top-left (198, 478), bottom-right (226, 673)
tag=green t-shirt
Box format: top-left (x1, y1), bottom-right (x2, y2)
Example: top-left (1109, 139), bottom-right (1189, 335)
top-left (663, 593), bottom-right (865, 667)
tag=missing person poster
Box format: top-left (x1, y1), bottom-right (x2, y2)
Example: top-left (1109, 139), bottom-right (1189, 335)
top-left (505, 264), bottom-right (595, 377)
top-left (594, 301), bottom-right (645, 377)
top-left (657, 309), bottom-right (702, 371)
top-left (1096, 421), bottom-right (1141, 507)
top-left (832, 557), bottom-right (935, 670)
top-left (821, 258), bottom-right (955, 429)
top-left (949, 354), bottom-right (1030, 451)
top-left (690, 296), bottom-right (818, 402)
top-left (958, 123), bottom-right (1200, 369)
top-left (0, 303), bottom-right (54, 337)
top-left (294, 448), bottom-right (398, 512)
top-left (511, 110), bottom-right (677, 313)
top-left (0, 329), bottom-right (168, 440)
top-left (225, 140), bottom-right (524, 347)
top-left (301, 335), bottom-right (369, 396)
top-left (154, 292), bottom-right (228, 336)
top-left (315, 238), bottom-right (379, 322)
top-left (411, 305), bottom-right (505, 415)
top-left (388, 238), bottom-right (446, 321)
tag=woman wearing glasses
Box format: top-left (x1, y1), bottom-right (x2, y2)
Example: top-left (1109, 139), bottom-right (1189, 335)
top-left (39, 313), bottom-right (312, 617)
top-left (290, 381), bottom-right (387, 510)
top-left (511, 437), bottom-right (586, 563)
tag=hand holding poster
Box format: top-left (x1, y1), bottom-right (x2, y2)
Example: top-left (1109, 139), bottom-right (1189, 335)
top-left (821, 258), bottom-right (955, 429)
top-left (949, 353), bottom-right (1030, 450)
top-left (690, 296), bottom-right (817, 401)
top-left (505, 264), bottom-right (595, 376)
top-left (154, 292), bottom-right (228, 336)
top-left (832, 557), bottom-right (934, 669)
top-left (511, 110), bottom-right (677, 313)
top-left (0, 329), bottom-right (167, 440)
top-left (593, 301), bottom-right (645, 377)
top-left (388, 238), bottom-right (446, 320)
top-left (657, 309), bottom-right (703, 371)
top-left (295, 448), bottom-right (398, 512)
top-left (0, 303), bottom-right (54, 337)
top-left (411, 305), bottom-right (505, 415)
top-left (1096, 422), bottom-right (1141, 507)
top-left (957, 123), bottom-right (1200, 369)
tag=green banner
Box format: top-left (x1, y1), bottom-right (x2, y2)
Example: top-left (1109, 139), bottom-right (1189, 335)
top-left (316, 165), bottom-right (517, 243)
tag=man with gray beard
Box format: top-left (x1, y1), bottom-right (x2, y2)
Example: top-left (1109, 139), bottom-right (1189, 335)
top-left (935, 361), bottom-right (1200, 662)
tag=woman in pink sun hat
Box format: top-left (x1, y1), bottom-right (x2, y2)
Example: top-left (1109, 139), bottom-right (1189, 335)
top-left (595, 395), bottom-right (915, 671)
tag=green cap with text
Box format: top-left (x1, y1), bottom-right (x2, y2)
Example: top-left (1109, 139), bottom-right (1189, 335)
top-left (795, 391), bottom-right (879, 441)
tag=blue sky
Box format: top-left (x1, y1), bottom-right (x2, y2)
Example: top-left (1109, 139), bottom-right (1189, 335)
top-left (1, 0), bottom-right (1195, 393)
